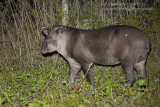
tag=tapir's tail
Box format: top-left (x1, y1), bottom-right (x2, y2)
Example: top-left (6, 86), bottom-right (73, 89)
top-left (137, 36), bottom-right (150, 63)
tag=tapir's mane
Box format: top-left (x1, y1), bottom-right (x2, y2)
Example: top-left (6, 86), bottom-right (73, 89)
top-left (51, 25), bottom-right (102, 31)
top-left (51, 25), bottom-right (142, 32)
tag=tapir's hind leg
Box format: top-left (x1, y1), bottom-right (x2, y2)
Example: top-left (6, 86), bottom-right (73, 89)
top-left (120, 58), bottom-right (135, 87)
top-left (134, 60), bottom-right (149, 88)
top-left (123, 66), bottom-right (135, 87)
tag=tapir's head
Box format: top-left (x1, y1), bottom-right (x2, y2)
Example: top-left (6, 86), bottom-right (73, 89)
top-left (41, 26), bottom-right (65, 54)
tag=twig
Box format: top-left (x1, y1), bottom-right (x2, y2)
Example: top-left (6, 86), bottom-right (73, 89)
top-left (80, 63), bottom-right (93, 85)
top-left (46, 54), bottom-right (60, 86)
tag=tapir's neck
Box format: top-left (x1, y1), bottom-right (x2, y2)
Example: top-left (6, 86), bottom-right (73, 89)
top-left (57, 34), bottom-right (69, 58)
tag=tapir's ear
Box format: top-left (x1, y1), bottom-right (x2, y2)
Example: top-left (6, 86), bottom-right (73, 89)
top-left (42, 27), bottom-right (49, 36)
top-left (56, 27), bottom-right (64, 35)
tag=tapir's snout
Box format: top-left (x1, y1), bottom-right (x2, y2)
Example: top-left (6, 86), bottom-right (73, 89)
top-left (41, 42), bottom-right (48, 55)
top-left (41, 41), bottom-right (58, 55)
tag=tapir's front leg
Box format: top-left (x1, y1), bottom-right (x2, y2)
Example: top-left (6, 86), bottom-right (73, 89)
top-left (68, 59), bottom-right (81, 85)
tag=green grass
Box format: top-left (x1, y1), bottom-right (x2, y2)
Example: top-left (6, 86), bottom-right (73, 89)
top-left (0, 59), bottom-right (159, 106)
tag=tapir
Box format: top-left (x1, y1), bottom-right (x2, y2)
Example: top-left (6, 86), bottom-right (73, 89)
top-left (41, 25), bottom-right (150, 88)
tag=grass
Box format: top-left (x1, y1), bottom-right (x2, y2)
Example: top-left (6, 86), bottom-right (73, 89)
top-left (0, 59), bottom-right (159, 106)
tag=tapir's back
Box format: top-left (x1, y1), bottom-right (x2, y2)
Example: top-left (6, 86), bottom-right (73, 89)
top-left (80, 25), bottom-right (150, 65)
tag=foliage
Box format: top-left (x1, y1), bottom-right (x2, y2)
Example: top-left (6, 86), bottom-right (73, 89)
top-left (0, 64), bottom-right (159, 106)
top-left (0, 0), bottom-right (160, 106)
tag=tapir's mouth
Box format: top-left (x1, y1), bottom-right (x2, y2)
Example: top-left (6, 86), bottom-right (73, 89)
top-left (42, 50), bottom-right (48, 54)
top-left (42, 50), bottom-right (56, 57)
top-left (42, 50), bottom-right (53, 54)
top-left (42, 49), bottom-right (57, 56)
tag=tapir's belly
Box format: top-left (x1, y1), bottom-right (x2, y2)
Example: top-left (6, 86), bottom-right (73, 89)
top-left (92, 49), bottom-right (120, 65)
top-left (94, 56), bottom-right (120, 65)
